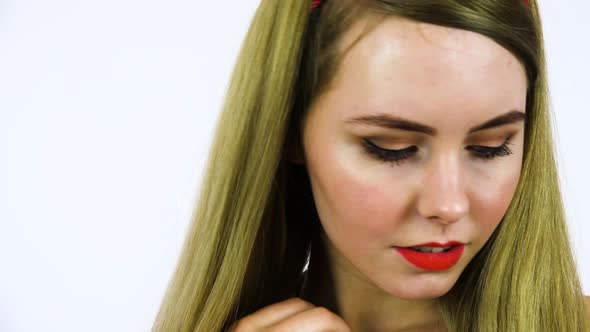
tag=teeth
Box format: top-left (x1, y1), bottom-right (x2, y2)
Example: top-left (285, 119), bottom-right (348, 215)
top-left (411, 246), bottom-right (451, 253)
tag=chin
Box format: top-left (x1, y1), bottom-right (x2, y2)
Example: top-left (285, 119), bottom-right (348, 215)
top-left (378, 273), bottom-right (458, 300)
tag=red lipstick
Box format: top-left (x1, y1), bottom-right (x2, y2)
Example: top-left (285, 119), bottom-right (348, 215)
top-left (394, 241), bottom-right (465, 271)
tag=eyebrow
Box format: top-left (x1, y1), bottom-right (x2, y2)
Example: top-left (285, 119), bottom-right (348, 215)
top-left (344, 110), bottom-right (526, 136)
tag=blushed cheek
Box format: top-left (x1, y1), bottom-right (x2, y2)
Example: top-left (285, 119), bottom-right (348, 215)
top-left (473, 170), bottom-right (522, 234)
top-left (311, 157), bottom-right (408, 247)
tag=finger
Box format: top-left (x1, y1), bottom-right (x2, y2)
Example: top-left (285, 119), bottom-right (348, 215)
top-left (234, 297), bottom-right (315, 330)
top-left (266, 306), bottom-right (351, 332)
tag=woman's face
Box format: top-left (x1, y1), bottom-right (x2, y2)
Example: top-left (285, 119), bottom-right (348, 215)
top-left (299, 16), bottom-right (527, 299)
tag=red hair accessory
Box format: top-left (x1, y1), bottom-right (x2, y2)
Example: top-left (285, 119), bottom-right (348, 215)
top-left (312, 0), bottom-right (528, 9)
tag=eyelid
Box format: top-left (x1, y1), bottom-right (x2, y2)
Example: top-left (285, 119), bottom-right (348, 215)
top-left (362, 134), bottom-right (515, 166)
top-left (366, 132), bottom-right (516, 150)
top-left (362, 138), bottom-right (418, 166)
top-left (367, 140), bottom-right (513, 153)
top-left (363, 138), bottom-right (414, 150)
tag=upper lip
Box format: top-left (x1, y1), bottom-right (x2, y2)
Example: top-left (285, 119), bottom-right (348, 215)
top-left (401, 241), bottom-right (465, 248)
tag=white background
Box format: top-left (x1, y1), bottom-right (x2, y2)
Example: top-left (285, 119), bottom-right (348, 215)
top-left (0, 1), bottom-right (587, 331)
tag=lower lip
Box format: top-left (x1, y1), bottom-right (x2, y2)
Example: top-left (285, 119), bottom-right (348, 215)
top-left (394, 245), bottom-right (465, 271)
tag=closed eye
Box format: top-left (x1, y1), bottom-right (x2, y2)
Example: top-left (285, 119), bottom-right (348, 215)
top-left (362, 136), bottom-right (515, 166)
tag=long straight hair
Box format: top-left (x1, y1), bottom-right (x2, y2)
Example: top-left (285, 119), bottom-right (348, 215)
top-left (152, 0), bottom-right (589, 331)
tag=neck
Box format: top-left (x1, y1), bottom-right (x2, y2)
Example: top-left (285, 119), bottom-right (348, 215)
top-left (300, 230), bottom-right (447, 332)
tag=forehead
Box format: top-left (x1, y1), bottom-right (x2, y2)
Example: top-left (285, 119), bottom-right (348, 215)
top-left (324, 15), bottom-right (528, 129)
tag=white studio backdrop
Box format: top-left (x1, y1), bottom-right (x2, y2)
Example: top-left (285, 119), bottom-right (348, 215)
top-left (0, 1), bottom-right (587, 331)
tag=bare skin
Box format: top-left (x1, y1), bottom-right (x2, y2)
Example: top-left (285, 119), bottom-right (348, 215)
top-left (229, 297), bottom-right (352, 332)
top-left (235, 13), bottom-right (528, 332)
top-left (298, 227), bottom-right (447, 332)
top-left (293, 14), bottom-right (526, 332)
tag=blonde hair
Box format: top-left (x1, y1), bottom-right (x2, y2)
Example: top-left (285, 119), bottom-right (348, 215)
top-left (152, 0), bottom-right (589, 331)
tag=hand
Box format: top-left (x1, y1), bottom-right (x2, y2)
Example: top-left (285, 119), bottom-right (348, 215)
top-left (229, 297), bottom-right (352, 332)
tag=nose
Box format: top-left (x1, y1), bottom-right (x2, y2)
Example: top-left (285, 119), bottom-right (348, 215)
top-left (416, 150), bottom-right (469, 225)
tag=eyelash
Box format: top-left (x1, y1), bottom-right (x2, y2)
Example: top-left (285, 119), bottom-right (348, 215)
top-left (362, 137), bottom-right (515, 166)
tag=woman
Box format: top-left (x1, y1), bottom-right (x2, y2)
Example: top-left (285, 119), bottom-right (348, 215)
top-left (152, 0), bottom-right (590, 331)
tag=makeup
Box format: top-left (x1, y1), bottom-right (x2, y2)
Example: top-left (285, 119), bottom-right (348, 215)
top-left (394, 242), bottom-right (465, 271)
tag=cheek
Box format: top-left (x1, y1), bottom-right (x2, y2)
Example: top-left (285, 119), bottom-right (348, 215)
top-left (473, 131), bottom-right (524, 230)
top-left (306, 147), bottom-right (409, 249)
top-left (470, 166), bottom-right (522, 235)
